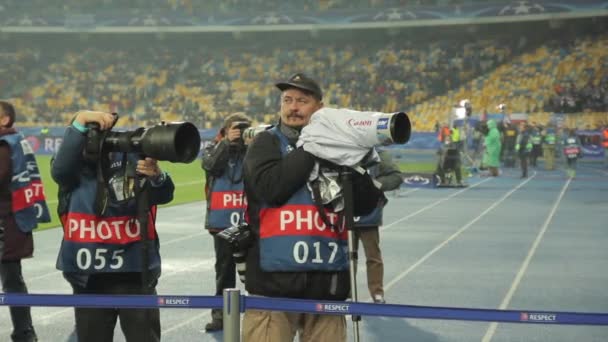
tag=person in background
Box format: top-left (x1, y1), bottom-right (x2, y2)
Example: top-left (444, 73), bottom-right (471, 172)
top-left (0, 100), bottom-right (50, 342)
top-left (482, 119), bottom-right (501, 177)
top-left (529, 123), bottom-right (543, 167)
top-left (201, 112), bottom-right (252, 332)
top-left (563, 128), bottom-right (582, 178)
top-left (352, 150), bottom-right (402, 304)
top-left (515, 122), bottom-right (532, 178)
top-left (542, 124), bottom-right (557, 170)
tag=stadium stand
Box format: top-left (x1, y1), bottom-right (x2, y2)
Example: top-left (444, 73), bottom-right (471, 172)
top-left (1, 0), bottom-right (498, 15)
top-left (2, 16), bottom-right (607, 131)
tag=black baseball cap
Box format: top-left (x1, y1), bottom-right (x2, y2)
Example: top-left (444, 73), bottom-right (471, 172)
top-left (275, 73), bottom-right (323, 100)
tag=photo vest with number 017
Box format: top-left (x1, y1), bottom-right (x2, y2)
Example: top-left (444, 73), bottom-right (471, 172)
top-left (57, 156), bottom-right (159, 274)
top-left (206, 157), bottom-right (246, 229)
top-left (0, 132), bottom-right (51, 232)
top-left (258, 128), bottom-right (348, 272)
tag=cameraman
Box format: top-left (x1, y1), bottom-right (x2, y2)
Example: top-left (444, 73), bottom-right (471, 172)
top-left (353, 150), bottom-right (402, 304)
top-left (241, 73), bottom-right (349, 341)
top-left (201, 112), bottom-right (251, 331)
top-left (1, 101), bottom-right (47, 342)
top-left (51, 110), bottom-right (175, 342)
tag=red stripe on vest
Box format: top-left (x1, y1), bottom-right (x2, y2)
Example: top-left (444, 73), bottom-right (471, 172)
top-left (209, 190), bottom-right (247, 210)
top-left (259, 205), bottom-right (348, 240)
top-left (12, 180), bottom-right (47, 212)
top-left (61, 212), bottom-right (157, 244)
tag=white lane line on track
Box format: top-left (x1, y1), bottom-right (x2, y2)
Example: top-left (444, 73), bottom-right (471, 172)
top-left (357, 177), bottom-right (495, 303)
top-left (481, 176), bottom-right (571, 342)
top-left (382, 172), bottom-right (536, 296)
top-left (381, 177), bottom-right (492, 232)
top-left (162, 312), bottom-right (209, 335)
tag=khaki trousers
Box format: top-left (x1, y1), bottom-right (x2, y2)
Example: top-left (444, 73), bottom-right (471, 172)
top-left (242, 310), bottom-right (346, 342)
top-left (354, 227), bottom-right (384, 298)
top-left (543, 145), bottom-right (556, 170)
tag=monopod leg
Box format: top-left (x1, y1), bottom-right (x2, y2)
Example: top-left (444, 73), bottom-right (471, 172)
top-left (342, 168), bottom-right (360, 342)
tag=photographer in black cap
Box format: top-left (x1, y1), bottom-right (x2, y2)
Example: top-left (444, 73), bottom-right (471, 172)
top-left (240, 73), bottom-right (350, 341)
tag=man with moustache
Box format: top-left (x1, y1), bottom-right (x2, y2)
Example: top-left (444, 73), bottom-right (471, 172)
top-left (240, 73), bottom-right (349, 342)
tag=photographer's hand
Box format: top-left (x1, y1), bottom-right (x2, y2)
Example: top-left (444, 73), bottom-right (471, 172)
top-left (74, 110), bottom-right (116, 131)
top-left (225, 124), bottom-right (242, 143)
top-left (136, 157), bottom-right (162, 179)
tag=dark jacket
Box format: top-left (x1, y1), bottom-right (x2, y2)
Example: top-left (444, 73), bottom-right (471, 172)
top-left (0, 128), bottom-right (34, 261)
top-left (242, 125), bottom-right (350, 300)
top-left (354, 150), bottom-right (402, 228)
top-left (369, 151), bottom-right (402, 192)
top-left (201, 138), bottom-right (247, 231)
top-left (52, 126), bottom-right (174, 287)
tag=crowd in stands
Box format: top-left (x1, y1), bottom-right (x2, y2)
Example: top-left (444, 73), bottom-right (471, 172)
top-left (3, 18), bottom-right (607, 132)
top-left (410, 28), bottom-right (608, 131)
top-left (545, 77), bottom-right (608, 113)
top-left (4, 30), bottom-right (514, 130)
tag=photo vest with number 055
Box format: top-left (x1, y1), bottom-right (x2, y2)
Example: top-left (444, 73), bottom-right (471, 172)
top-left (57, 155), bottom-right (159, 274)
top-left (206, 157), bottom-right (246, 229)
top-left (0, 132), bottom-right (51, 232)
top-left (258, 128), bottom-right (348, 272)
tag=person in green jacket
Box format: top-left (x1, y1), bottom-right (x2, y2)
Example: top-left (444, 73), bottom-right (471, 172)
top-left (482, 120), bottom-right (502, 176)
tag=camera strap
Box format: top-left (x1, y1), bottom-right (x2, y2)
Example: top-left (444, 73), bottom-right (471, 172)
top-left (93, 151), bottom-right (112, 216)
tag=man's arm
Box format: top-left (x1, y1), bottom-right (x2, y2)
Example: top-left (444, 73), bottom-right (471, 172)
top-left (244, 131), bottom-right (315, 205)
top-left (149, 173), bottom-right (175, 205)
top-left (201, 140), bottom-right (231, 176)
top-left (50, 126), bottom-right (87, 190)
top-left (52, 111), bottom-right (116, 189)
top-left (375, 151), bottom-right (403, 191)
top-left (0, 144), bottom-right (10, 186)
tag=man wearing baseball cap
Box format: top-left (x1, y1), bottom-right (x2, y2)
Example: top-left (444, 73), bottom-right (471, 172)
top-left (275, 73), bottom-right (323, 102)
top-left (240, 73), bottom-right (349, 341)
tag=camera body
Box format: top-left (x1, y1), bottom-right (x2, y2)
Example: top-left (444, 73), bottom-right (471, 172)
top-left (216, 223), bottom-right (253, 252)
top-left (231, 121), bottom-right (251, 138)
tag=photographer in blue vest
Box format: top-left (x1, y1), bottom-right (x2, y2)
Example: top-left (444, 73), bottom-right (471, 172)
top-left (51, 110), bottom-right (175, 342)
top-left (240, 73), bottom-right (350, 341)
top-left (353, 150), bottom-right (402, 304)
top-left (201, 112), bottom-right (251, 332)
top-left (0, 100), bottom-right (50, 342)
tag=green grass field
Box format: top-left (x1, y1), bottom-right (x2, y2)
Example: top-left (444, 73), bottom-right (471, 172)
top-left (35, 155), bottom-right (434, 230)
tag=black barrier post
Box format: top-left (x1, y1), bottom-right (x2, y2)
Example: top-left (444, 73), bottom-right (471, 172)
top-left (342, 167), bottom-right (361, 342)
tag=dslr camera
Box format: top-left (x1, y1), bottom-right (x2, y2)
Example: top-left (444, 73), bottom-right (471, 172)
top-left (231, 121), bottom-right (251, 137)
top-left (84, 114), bottom-right (201, 163)
top-left (216, 223), bottom-right (253, 283)
top-left (216, 223), bottom-right (253, 253)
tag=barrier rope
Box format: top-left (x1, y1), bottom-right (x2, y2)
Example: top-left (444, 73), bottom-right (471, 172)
top-left (1, 293), bottom-right (607, 325)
